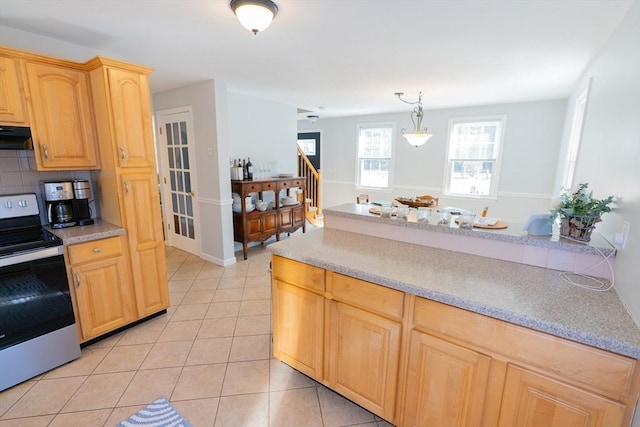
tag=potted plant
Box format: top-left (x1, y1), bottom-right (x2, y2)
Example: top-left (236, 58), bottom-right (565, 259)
top-left (550, 183), bottom-right (615, 241)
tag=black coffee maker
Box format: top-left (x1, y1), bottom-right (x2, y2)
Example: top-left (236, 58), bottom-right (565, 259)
top-left (71, 180), bottom-right (94, 226)
top-left (43, 181), bottom-right (76, 228)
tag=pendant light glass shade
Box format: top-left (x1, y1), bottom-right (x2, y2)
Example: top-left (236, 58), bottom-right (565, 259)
top-left (402, 132), bottom-right (433, 147)
top-left (230, 0), bottom-right (279, 35)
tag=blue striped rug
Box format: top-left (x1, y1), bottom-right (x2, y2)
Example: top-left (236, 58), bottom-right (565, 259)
top-left (116, 397), bottom-right (191, 427)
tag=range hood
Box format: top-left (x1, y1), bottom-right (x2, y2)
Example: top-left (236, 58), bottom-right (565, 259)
top-left (0, 126), bottom-right (33, 150)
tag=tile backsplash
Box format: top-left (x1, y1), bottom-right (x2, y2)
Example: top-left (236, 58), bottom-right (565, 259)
top-left (0, 149), bottom-right (100, 224)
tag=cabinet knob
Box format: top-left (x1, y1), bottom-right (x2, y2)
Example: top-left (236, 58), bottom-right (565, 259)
top-left (93, 247), bottom-right (102, 253)
top-left (42, 144), bottom-right (49, 161)
top-left (124, 179), bottom-right (130, 195)
top-left (74, 273), bottom-right (81, 287)
top-left (119, 145), bottom-right (127, 162)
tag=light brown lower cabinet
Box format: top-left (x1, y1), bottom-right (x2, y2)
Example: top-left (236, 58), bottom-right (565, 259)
top-left (67, 236), bottom-right (135, 342)
top-left (326, 271), bottom-right (404, 421)
top-left (271, 256), bottom-right (640, 427)
top-left (402, 330), bottom-right (491, 427)
top-left (272, 255), bottom-right (325, 381)
top-left (498, 365), bottom-right (626, 427)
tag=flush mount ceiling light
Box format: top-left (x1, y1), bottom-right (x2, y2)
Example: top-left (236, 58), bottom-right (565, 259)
top-left (394, 91), bottom-right (433, 147)
top-left (230, 0), bottom-right (279, 35)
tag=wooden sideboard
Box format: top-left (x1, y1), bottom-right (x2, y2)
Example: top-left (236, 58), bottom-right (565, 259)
top-left (231, 177), bottom-right (306, 259)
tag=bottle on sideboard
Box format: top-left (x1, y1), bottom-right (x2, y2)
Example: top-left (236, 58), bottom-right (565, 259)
top-left (247, 157), bottom-right (253, 180)
top-left (242, 159), bottom-right (248, 180)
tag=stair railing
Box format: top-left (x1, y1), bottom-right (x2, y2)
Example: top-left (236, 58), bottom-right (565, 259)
top-left (297, 146), bottom-right (322, 221)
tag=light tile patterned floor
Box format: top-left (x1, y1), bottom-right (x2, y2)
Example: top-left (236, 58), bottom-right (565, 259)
top-left (0, 244), bottom-right (394, 427)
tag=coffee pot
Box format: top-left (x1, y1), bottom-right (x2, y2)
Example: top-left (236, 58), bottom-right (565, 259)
top-left (43, 181), bottom-right (77, 228)
top-left (71, 180), bottom-right (94, 226)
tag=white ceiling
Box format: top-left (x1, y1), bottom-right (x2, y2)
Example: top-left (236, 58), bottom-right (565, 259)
top-left (0, 0), bottom-right (633, 119)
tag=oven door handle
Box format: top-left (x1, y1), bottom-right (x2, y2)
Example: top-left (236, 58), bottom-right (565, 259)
top-left (0, 246), bottom-right (64, 267)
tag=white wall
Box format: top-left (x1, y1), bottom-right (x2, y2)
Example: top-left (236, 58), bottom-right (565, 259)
top-left (153, 83), bottom-right (298, 264)
top-left (227, 92), bottom-right (298, 176)
top-left (558, 2), bottom-right (640, 327)
top-left (299, 99), bottom-right (567, 224)
top-left (153, 80), bottom-right (236, 265)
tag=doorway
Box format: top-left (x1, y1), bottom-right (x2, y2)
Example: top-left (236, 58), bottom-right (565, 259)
top-left (156, 107), bottom-right (199, 255)
top-left (297, 131), bottom-right (321, 171)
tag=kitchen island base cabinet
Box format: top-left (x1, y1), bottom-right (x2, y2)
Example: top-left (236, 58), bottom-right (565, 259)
top-left (326, 272), bottom-right (404, 421)
top-left (272, 256), bottom-right (325, 381)
top-left (403, 331), bottom-right (491, 427)
top-left (498, 365), bottom-right (626, 427)
top-left (271, 255), bottom-right (640, 427)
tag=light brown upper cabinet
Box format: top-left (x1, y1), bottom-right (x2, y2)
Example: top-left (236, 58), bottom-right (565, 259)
top-left (22, 61), bottom-right (100, 170)
top-left (88, 61), bottom-right (156, 169)
top-left (0, 55), bottom-right (29, 125)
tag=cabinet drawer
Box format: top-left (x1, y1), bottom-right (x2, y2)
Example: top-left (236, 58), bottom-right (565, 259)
top-left (272, 255), bottom-right (324, 293)
top-left (413, 297), bottom-right (637, 401)
top-left (262, 181), bottom-right (276, 191)
top-left (327, 271), bottom-right (404, 320)
top-left (278, 179), bottom-right (303, 190)
top-left (68, 236), bottom-right (123, 266)
top-left (244, 182), bottom-right (263, 193)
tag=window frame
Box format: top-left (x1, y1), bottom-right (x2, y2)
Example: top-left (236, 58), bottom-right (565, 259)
top-left (443, 115), bottom-right (507, 200)
top-left (355, 122), bottom-right (396, 190)
top-left (561, 79), bottom-right (591, 191)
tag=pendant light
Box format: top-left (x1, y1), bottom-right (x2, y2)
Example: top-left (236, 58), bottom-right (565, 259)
top-left (395, 91), bottom-right (433, 147)
top-left (230, 0), bottom-right (279, 35)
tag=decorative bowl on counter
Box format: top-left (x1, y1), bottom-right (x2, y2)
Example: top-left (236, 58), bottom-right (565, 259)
top-left (395, 195), bottom-right (439, 208)
top-left (255, 201), bottom-right (268, 211)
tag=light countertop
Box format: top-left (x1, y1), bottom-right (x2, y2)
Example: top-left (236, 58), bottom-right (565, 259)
top-left (47, 219), bottom-right (125, 244)
top-left (268, 227), bottom-right (640, 359)
top-left (324, 203), bottom-right (615, 256)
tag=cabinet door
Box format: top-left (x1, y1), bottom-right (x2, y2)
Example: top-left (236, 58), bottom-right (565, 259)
top-left (279, 206), bottom-right (305, 232)
top-left (107, 68), bottom-right (156, 168)
top-left (247, 211), bottom-right (278, 240)
top-left (272, 279), bottom-right (324, 380)
top-left (23, 62), bottom-right (99, 169)
top-left (72, 256), bottom-right (134, 340)
top-left (262, 211), bottom-right (277, 234)
top-left (403, 330), bottom-right (491, 427)
top-left (121, 173), bottom-right (170, 317)
top-left (327, 300), bottom-right (401, 420)
top-left (0, 56), bottom-right (28, 125)
top-left (498, 365), bottom-right (626, 427)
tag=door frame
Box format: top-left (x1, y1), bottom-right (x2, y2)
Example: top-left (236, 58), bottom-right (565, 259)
top-left (156, 106), bottom-right (200, 255)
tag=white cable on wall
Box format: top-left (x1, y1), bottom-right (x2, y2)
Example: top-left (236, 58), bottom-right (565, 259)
top-left (558, 234), bottom-right (616, 292)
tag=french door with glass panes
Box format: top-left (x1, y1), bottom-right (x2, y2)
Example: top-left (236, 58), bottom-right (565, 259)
top-left (157, 107), bottom-right (199, 255)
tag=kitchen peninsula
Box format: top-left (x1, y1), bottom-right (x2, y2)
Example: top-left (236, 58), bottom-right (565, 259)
top-left (268, 204), bottom-right (640, 427)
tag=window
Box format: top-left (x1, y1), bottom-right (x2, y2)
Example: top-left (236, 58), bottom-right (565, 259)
top-left (356, 124), bottom-right (394, 189)
top-left (444, 116), bottom-right (506, 198)
top-left (562, 80), bottom-right (591, 190)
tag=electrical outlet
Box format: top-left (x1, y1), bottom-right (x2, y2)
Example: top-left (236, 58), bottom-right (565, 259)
top-left (621, 221), bottom-right (630, 249)
top-left (616, 221), bottom-right (631, 249)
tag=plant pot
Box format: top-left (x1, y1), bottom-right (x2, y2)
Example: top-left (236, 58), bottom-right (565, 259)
top-left (559, 215), bottom-right (601, 242)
